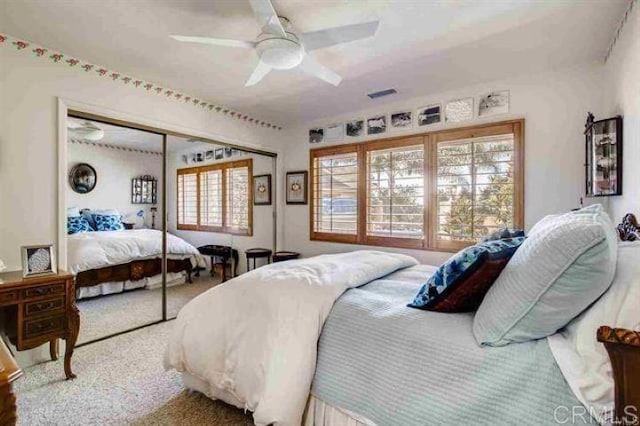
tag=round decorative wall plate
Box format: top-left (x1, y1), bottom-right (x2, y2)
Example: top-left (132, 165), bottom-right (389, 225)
top-left (69, 163), bottom-right (97, 194)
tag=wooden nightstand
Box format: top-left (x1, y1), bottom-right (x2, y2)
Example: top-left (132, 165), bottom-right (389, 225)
top-left (0, 270), bottom-right (80, 380)
top-left (597, 326), bottom-right (640, 425)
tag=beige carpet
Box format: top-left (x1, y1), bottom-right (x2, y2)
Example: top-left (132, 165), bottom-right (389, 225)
top-left (77, 276), bottom-right (218, 344)
top-left (15, 321), bottom-right (254, 425)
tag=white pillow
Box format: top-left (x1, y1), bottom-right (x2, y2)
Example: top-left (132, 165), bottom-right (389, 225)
top-left (547, 241), bottom-right (640, 422)
top-left (93, 209), bottom-right (120, 216)
top-left (67, 206), bottom-right (80, 217)
top-left (473, 204), bottom-right (617, 346)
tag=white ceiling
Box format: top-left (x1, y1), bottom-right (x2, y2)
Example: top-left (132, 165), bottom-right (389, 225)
top-left (3, 0), bottom-right (628, 125)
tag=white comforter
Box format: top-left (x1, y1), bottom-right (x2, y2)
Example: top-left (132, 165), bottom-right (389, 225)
top-left (164, 250), bottom-right (418, 426)
top-left (67, 229), bottom-right (203, 274)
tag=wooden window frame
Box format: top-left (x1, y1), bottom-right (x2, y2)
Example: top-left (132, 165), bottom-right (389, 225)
top-left (177, 158), bottom-right (253, 236)
top-left (310, 144), bottom-right (360, 244)
top-left (309, 119), bottom-right (524, 252)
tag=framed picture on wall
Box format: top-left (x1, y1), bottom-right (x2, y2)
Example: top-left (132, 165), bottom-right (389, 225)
top-left (585, 114), bottom-right (622, 197)
top-left (416, 104), bottom-right (441, 126)
top-left (286, 171), bottom-right (308, 204)
top-left (253, 174), bottom-right (272, 205)
top-left (345, 119), bottom-right (365, 138)
top-left (390, 111), bottom-right (413, 130)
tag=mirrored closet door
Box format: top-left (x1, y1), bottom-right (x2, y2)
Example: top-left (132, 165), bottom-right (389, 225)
top-left (67, 115), bottom-right (165, 344)
top-left (65, 112), bottom-right (278, 345)
top-left (165, 135), bottom-right (277, 318)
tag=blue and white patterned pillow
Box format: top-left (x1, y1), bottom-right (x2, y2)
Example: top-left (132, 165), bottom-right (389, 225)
top-left (408, 236), bottom-right (526, 312)
top-left (92, 214), bottom-right (124, 231)
top-left (67, 215), bottom-right (93, 234)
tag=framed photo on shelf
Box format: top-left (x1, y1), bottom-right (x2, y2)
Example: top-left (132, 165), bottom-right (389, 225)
top-left (416, 104), bottom-right (441, 126)
top-left (367, 115), bottom-right (387, 135)
top-left (585, 114), bottom-right (622, 197)
top-left (390, 111), bottom-right (413, 130)
top-left (286, 171), bottom-right (308, 204)
top-left (21, 244), bottom-right (57, 278)
top-left (253, 174), bottom-right (272, 205)
top-left (477, 90), bottom-right (509, 117)
top-left (345, 119), bottom-right (365, 138)
top-left (445, 98), bottom-right (474, 122)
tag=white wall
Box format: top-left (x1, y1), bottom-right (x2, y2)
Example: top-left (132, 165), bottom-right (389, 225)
top-left (281, 62), bottom-right (606, 265)
top-left (0, 43), bottom-right (284, 271)
top-left (67, 143), bottom-right (163, 228)
top-left (167, 147), bottom-right (275, 273)
top-left (603, 4), bottom-right (640, 222)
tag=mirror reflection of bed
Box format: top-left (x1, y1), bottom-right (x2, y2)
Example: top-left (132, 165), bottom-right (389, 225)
top-left (66, 115), bottom-right (276, 345)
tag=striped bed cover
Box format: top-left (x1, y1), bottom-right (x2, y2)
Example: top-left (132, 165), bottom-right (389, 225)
top-left (310, 264), bottom-right (591, 426)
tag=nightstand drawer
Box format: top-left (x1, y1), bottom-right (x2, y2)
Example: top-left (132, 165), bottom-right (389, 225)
top-left (0, 291), bottom-right (18, 305)
top-left (22, 282), bottom-right (65, 299)
top-left (24, 297), bottom-right (65, 317)
top-left (23, 316), bottom-right (65, 339)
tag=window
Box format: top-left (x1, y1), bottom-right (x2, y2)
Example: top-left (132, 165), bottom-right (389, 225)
top-left (309, 120), bottom-right (523, 251)
top-left (177, 170), bottom-right (198, 228)
top-left (177, 159), bottom-right (252, 235)
top-left (311, 146), bottom-right (359, 243)
top-left (226, 166), bottom-right (250, 232)
top-left (366, 140), bottom-right (425, 248)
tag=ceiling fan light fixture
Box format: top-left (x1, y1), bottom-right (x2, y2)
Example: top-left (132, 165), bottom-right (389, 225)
top-left (68, 121), bottom-right (105, 141)
top-left (256, 38), bottom-right (304, 70)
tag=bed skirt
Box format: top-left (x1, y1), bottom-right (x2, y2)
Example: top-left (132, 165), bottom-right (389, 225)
top-left (181, 372), bottom-right (373, 426)
top-left (303, 395), bottom-right (374, 426)
top-left (76, 271), bottom-right (185, 299)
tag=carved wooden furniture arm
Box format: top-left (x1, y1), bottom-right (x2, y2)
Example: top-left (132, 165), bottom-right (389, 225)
top-left (598, 326), bottom-right (640, 346)
top-left (597, 326), bottom-right (640, 425)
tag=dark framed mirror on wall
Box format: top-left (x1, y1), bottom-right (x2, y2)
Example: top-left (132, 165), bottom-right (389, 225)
top-left (585, 113), bottom-right (623, 197)
top-left (132, 175), bottom-right (158, 204)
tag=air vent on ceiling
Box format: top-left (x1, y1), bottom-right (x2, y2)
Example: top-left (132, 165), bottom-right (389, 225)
top-left (367, 88), bottom-right (397, 99)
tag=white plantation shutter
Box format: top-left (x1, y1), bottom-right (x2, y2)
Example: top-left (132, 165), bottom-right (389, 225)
top-left (177, 169), bottom-right (198, 229)
top-left (311, 147), bottom-right (359, 243)
top-left (226, 166), bottom-right (250, 232)
top-left (435, 133), bottom-right (517, 248)
top-left (199, 168), bottom-right (223, 229)
top-left (367, 144), bottom-right (424, 240)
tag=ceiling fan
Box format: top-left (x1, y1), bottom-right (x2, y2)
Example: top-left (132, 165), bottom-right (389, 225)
top-left (170, 0), bottom-right (379, 87)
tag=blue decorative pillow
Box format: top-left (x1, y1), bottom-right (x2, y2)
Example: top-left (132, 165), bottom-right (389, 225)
top-left (67, 215), bottom-right (93, 234)
top-left (408, 236), bottom-right (526, 312)
top-left (92, 214), bottom-right (124, 231)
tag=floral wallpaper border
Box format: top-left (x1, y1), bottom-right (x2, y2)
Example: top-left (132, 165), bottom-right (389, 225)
top-left (0, 33), bottom-right (283, 131)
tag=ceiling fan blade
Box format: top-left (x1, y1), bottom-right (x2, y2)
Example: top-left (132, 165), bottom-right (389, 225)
top-left (248, 0), bottom-right (286, 38)
top-left (245, 61), bottom-right (272, 86)
top-left (298, 55), bottom-right (342, 86)
top-left (301, 21), bottom-right (380, 51)
top-left (170, 35), bottom-right (255, 49)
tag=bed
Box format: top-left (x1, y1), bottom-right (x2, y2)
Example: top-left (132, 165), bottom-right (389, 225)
top-left (67, 229), bottom-right (205, 299)
top-left (165, 208), bottom-right (640, 426)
